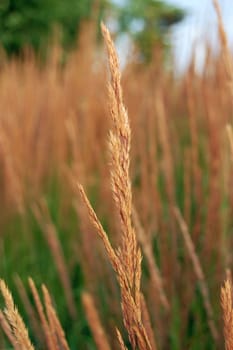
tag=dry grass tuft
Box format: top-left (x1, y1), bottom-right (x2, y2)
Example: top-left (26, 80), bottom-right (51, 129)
top-left (0, 2), bottom-right (233, 349)
top-left (0, 279), bottom-right (34, 350)
top-left (0, 278), bottom-right (70, 350)
top-left (29, 278), bottom-right (70, 350)
top-left (42, 284), bottom-right (70, 350)
top-left (221, 277), bottom-right (233, 350)
top-left (14, 275), bottom-right (42, 342)
top-left (28, 278), bottom-right (56, 350)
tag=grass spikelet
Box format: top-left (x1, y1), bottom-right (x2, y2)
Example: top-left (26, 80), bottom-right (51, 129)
top-left (132, 206), bottom-right (169, 311)
top-left (140, 294), bottom-right (158, 350)
top-left (28, 278), bottom-right (56, 350)
top-left (101, 22), bottom-right (137, 290)
top-left (42, 284), bottom-right (70, 350)
top-left (82, 291), bottom-right (111, 350)
top-left (14, 275), bottom-right (42, 343)
top-left (78, 23), bottom-right (152, 349)
top-left (173, 207), bottom-right (218, 342)
top-left (78, 184), bottom-right (119, 271)
top-left (0, 279), bottom-right (34, 350)
top-left (101, 22), bottom-right (150, 348)
top-left (221, 277), bottom-right (233, 350)
top-left (116, 328), bottom-right (128, 350)
top-left (0, 310), bottom-right (18, 348)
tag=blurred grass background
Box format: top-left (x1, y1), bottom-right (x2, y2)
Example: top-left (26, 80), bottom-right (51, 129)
top-left (0, 1), bottom-right (232, 349)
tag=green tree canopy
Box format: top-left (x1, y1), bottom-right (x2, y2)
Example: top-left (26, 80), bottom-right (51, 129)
top-left (0, 0), bottom-right (94, 56)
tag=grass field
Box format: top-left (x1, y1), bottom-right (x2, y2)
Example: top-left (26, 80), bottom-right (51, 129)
top-left (0, 2), bottom-right (233, 349)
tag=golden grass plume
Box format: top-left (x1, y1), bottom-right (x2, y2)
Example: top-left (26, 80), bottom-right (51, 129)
top-left (78, 22), bottom-right (153, 349)
top-left (221, 276), bottom-right (233, 350)
top-left (0, 279), bottom-right (34, 350)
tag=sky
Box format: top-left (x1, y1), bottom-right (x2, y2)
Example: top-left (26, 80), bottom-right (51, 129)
top-left (165, 0), bottom-right (233, 72)
top-left (112, 0), bottom-right (233, 73)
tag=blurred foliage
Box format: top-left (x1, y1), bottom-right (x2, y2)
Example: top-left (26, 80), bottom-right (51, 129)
top-left (0, 0), bottom-right (94, 56)
top-left (114, 0), bottom-right (185, 61)
top-left (0, 0), bottom-right (185, 60)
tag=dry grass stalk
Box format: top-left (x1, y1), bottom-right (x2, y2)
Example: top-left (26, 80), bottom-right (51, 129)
top-left (132, 206), bottom-right (169, 311)
top-left (203, 90), bottom-right (221, 262)
top-left (221, 277), bottom-right (233, 350)
top-left (32, 199), bottom-right (77, 319)
top-left (65, 115), bottom-right (86, 183)
top-left (173, 207), bottom-right (218, 342)
top-left (155, 93), bottom-right (177, 284)
top-left (0, 279), bottom-right (34, 350)
top-left (78, 185), bottom-right (119, 269)
top-left (183, 149), bottom-right (191, 229)
top-left (101, 22), bottom-right (138, 290)
top-left (42, 284), bottom-right (70, 350)
top-left (140, 294), bottom-right (158, 350)
top-left (14, 275), bottom-right (42, 343)
top-left (78, 23), bottom-right (152, 349)
top-left (101, 25), bottom-right (145, 346)
top-left (82, 291), bottom-right (111, 350)
top-left (226, 124), bottom-right (233, 159)
top-left (28, 278), bottom-right (56, 350)
top-left (155, 95), bottom-right (175, 207)
top-left (42, 286), bottom-right (59, 350)
top-left (213, 0), bottom-right (233, 95)
top-left (0, 310), bottom-right (18, 348)
top-left (147, 101), bottom-right (162, 233)
top-left (116, 328), bottom-right (128, 350)
top-left (185, 76), bottom-right (202, 241)
top-left (0, 129), bottom-right (24, 214)
top-left (66, 167), bottom-right (103, 289)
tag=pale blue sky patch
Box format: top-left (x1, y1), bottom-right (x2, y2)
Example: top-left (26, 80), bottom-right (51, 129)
top-left (163, 0), bottom-right (233, 72)
top-left (111, 0), bottom-right (233, 73)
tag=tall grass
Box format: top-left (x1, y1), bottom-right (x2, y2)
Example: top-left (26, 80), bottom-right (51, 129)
top-left (0, 1), bottom-right (232, 349)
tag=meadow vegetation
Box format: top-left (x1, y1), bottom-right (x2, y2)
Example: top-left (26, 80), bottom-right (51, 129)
top-left (0, 1), bottom-right (233, 349)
